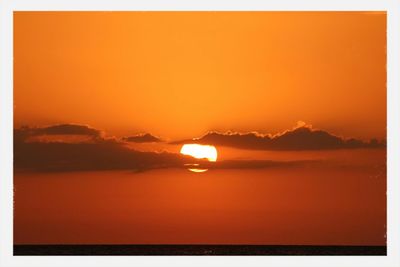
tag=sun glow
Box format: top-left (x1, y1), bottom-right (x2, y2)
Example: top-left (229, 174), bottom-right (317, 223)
top-left (180, 144), bottom-right (218, 162)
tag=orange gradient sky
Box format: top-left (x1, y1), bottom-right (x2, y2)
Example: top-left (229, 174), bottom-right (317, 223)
top-left (14, 12), bottom-right (386, 140)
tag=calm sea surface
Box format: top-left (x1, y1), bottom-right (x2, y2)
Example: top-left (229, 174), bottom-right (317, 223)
top-left (14, 149), bottom-right (386, 245)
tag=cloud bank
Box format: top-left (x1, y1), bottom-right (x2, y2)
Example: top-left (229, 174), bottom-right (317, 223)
top-left (172, 123), bottom-right (385, 151)
top-left (14, 122), bottom-right (385, 173)
top-left (14, 124), bottom-right (188, 172)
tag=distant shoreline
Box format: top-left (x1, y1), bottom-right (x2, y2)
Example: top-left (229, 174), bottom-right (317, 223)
top-left (14, 244), bottom-right (387, 256)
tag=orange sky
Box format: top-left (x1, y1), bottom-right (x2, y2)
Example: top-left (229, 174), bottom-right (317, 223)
top-left (14, 12), bottom-right (386, 140)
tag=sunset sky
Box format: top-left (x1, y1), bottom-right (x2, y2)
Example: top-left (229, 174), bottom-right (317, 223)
top-left (13, 12), bottom-right (386, 247)
top-left (14, 11), bottom-right (386, 140)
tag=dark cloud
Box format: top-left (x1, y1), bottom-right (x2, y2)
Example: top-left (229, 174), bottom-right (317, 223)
top-left (14, 136), bottom-right (316, 172)
top-left (14, 140), bottom-right (194, 172)
top-left (34, 124), bottom-right (101, 136)
top-left (172, 125), bottom-right (385, 151)
top-left (14, 124), bottom-right (318, 173)
top-left (14, 123), bottom-right (385, 173)
top-left (14, 124), bottom-right (191, 172)
top-left (14, 124), bottom-right (102, 142)
top-left (122, 133), bottom-right (163, 143)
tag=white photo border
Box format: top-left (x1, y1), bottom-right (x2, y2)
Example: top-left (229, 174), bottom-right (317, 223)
top-left (1, 1), bottom-right (399, 267)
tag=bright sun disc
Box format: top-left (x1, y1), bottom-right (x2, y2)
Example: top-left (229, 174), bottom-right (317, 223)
top-left (180, 144), bottom-right (218, 162)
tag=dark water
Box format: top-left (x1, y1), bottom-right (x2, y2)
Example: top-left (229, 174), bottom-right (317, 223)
top-left (14, 244), bottom-right (386, 255)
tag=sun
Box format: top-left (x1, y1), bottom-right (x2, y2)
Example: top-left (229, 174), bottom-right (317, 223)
top-left (180, 144), bottom-right (218, 162)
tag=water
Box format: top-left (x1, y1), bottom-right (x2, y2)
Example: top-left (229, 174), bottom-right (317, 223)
top-left (14, 149), bottom-right (386, 245)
